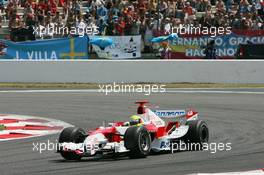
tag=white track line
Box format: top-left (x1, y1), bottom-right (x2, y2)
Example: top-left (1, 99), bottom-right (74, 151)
top-left (189, 169), bottom-right (264, 175)
top-left (0, 89), bottom-right (264, 95)
top-left (0, 89), bottom-right (98, 93)
top-left (166, 90), bottom-right (264, 94)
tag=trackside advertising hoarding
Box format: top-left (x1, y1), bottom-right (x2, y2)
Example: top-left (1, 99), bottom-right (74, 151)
top-left (165, 30), bottom-right (264, 59)
top-left (91, 35), bottom-right (141, 59)
top-left (0, 36), bottom-right (89, 60)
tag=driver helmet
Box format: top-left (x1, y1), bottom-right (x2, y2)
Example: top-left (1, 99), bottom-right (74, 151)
top-left (129, 115), bottom-right (143, 126)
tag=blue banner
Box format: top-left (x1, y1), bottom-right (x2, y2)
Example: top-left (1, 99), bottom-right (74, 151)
top-left (168, 33), bottom-right (264, 58)
top-left (0, 36), bottom-right (89, 60)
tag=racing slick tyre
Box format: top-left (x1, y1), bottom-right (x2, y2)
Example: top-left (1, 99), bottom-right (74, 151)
top-left (58, 127), bottom-right (86, 160)
top-left (184, 120), bottom-right (209, 151)
top-left (124, 126), bottom-right (151, 158)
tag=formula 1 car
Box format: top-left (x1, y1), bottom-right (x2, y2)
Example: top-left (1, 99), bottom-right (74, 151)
top-left (57, 101), bottom-right (209, 160)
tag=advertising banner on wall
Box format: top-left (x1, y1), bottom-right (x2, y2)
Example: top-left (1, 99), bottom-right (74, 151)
top-left (92, 35), bottom-right (141, 59)
top-left (0, 36), bottom-right (89, 60)
top-left (166, 31), bottom-right (264, 59)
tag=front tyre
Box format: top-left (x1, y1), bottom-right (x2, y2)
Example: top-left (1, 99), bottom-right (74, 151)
top-left (124, 126), bottom-right (151, 158)
top-left (58, 127), bottom-right (86, 160)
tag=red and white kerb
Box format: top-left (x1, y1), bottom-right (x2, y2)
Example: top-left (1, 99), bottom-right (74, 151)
top-left (0, 114), bottom-right (73, 141)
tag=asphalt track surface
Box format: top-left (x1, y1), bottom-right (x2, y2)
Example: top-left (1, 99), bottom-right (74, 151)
top-left (0, 90), bottom-right (264, 175)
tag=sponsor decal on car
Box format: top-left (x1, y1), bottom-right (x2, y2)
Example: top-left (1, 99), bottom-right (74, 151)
top-left (153, 110), bottom-right (186, 118)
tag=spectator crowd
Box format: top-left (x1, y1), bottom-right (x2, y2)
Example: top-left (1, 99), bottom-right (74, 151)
top-left (0, 0), bottom-right (263, 43)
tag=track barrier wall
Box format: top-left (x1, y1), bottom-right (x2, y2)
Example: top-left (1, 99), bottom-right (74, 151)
top-left (0, 60), bottom-right (263, 83)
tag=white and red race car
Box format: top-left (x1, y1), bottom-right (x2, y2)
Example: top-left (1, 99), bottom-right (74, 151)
top-left (57, 101), bottom-right (209, 160)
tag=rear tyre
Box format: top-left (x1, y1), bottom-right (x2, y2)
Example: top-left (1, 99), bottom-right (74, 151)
top-left (58, 127), bottom-right (86, 160)
top-left (124, 126), bottom-right (151, 158)
top-left (184, 120), bottom-right (209, 151)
